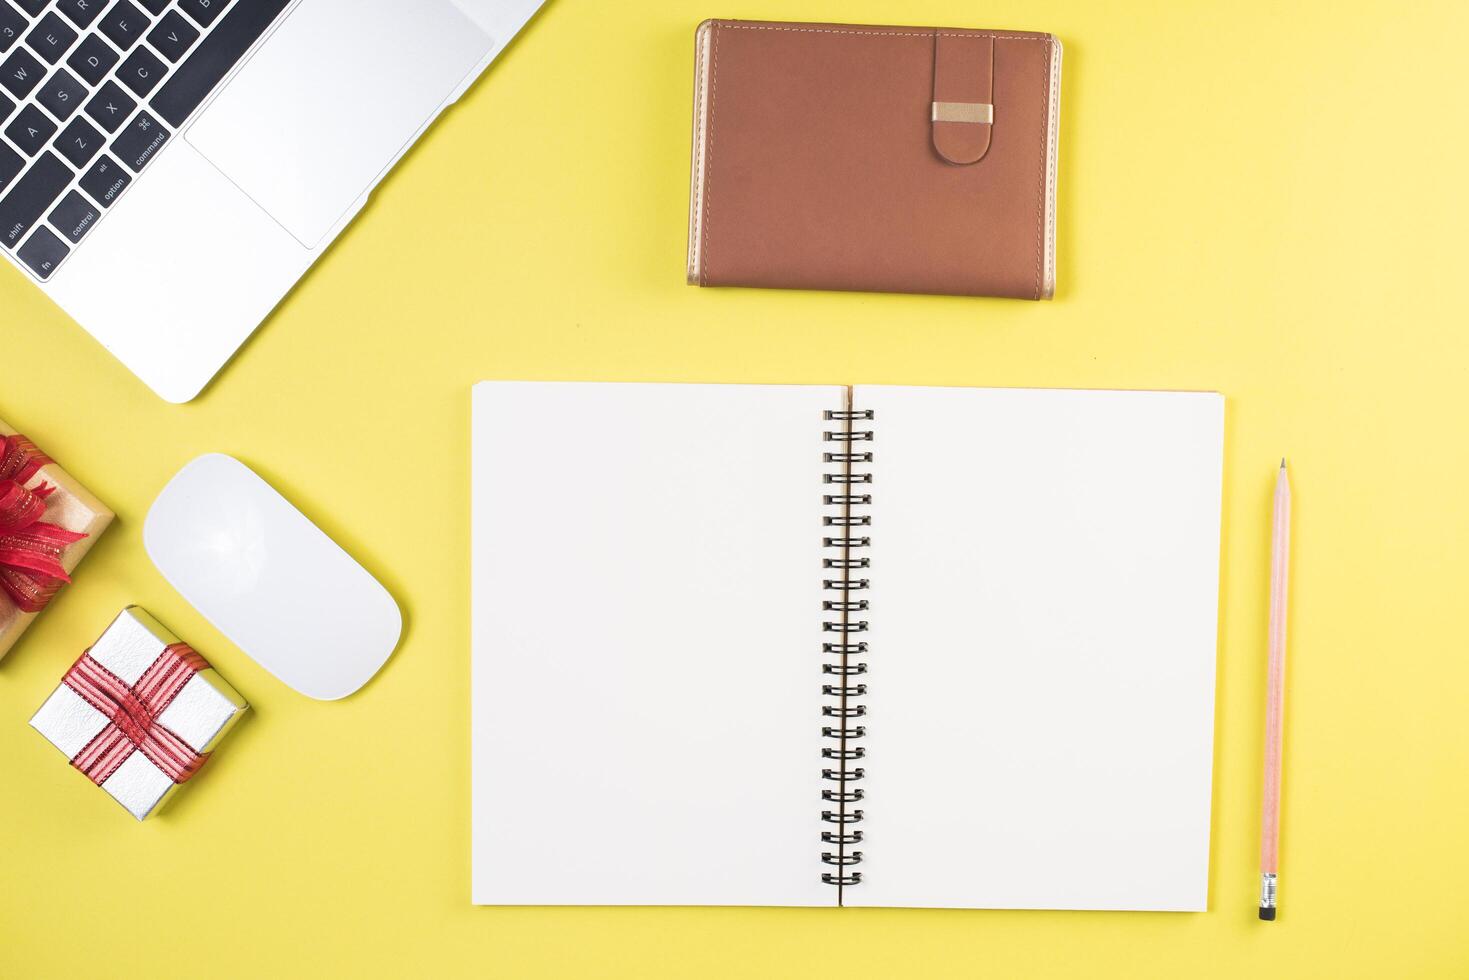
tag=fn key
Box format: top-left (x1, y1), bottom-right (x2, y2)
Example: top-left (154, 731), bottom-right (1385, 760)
top-left (18, 226), bottom-right (69, 279)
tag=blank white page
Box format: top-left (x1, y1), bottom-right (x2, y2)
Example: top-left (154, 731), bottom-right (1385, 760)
top-left (472, 382), bottom-right (841, 906)
top-left (849, 386), bottom-right (1224, 911)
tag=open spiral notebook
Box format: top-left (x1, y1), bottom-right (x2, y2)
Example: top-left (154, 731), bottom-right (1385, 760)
top-left (471, 382), bottom-right (1224, 910)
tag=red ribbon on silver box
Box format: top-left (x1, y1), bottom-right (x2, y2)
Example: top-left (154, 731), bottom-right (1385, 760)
top-left (30, 608), bottom-right (249, 820)
top-left (63, 643), bottom-right (213, 786)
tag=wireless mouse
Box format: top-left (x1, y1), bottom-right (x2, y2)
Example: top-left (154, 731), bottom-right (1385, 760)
top-left (144, 454), bottom-right (401, 700)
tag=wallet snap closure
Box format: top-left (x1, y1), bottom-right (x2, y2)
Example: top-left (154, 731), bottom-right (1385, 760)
top-left (931, 33), bottom-right (994, 165)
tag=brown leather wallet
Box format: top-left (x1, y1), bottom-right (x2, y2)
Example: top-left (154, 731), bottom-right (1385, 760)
top-left (687, 19), bottom-right (1062, 300)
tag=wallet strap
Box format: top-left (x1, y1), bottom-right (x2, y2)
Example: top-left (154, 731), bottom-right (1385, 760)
top-left (932, 33), bottom-right (994, 166)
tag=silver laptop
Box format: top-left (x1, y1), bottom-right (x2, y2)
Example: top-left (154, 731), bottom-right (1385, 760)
top-left (0, 0), bottom-right (544, 402)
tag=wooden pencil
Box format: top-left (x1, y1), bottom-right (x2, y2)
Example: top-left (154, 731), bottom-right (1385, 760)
top-left (1259, 459), bottom-right (1291, 920)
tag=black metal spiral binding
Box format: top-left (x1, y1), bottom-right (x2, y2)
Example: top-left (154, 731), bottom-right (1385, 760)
top-left (822, 620), bottom-right (868, 633)
top-left (821, 405), bottom-right (872, 893)
top-left (822, 746), bottom-right (865, 759)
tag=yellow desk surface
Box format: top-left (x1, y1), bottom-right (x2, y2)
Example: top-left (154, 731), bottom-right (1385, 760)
top-left (3, 1), bottom-right (1466, 977)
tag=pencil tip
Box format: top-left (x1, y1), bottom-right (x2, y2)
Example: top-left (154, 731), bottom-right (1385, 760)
top-left (1280, 457), bottom-right (1286, 469)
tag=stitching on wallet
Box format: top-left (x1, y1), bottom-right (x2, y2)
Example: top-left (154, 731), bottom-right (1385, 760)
top-left (690, 26), bottom-right (708, 282)
top-left (1033, 40), bottom-right (1048, 299)
top-left (716, 24), bottom-right (1046, 41)
top-left (704, 25), bottom-right (720, 285)
top-left (1044, 39), bottom-right (1061, 297)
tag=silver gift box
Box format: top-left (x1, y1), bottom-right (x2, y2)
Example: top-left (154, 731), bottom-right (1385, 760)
top-left (30, 606), bottom-right (248, 820)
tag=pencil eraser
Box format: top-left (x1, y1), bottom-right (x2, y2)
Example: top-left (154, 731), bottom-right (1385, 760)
top-left (1258, 906), bottom-right (1276, 921)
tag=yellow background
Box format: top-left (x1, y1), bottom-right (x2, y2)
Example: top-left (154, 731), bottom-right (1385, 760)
top-left (3, 0), bottom-right (1466, 976)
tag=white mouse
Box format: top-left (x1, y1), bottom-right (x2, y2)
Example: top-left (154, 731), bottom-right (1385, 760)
top-left (144, 454), bottom-right (402, 700)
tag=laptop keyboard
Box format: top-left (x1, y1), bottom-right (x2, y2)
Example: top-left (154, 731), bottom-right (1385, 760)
top-left (0, 0), bottom-right (289, 281)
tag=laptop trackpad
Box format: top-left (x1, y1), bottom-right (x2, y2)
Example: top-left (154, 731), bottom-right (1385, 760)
top-left (187, 0), bottom-right (493, 248)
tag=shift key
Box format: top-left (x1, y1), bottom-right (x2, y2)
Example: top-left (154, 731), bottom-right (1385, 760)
top-left (0, 152), bottom-right (72, 250)
top-left (112, 110), bottom-right (170, 172)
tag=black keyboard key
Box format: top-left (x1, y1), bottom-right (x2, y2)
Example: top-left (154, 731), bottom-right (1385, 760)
top-left (84, 78), bottom-right (133, 131)
top-left (146, 10), bottom-right (197, 62)
top-left (1, 45), bottom-right (43, 98)
top-left (0, 3), bottom-right (26, 54)
top-left (53, 114), bottom-right (101, 166)
top-left (58, 0), bottom-right (109, 30)
top-left (0, 140), bottom-right (21, 193)
top-left (67, 32), bottom-right (118, 85)
top-left (178, 0), bottom-right (229, 28)
top-left (13, 0), bottom-right (48, 16)
top-left (152, 0), bottom-right (286, 127)
top-left (100, 0), bottom-right (150, 51)
top-left (0, 151), bottom-right (71, 249)
top-left (5, 103), bottom-right (54, 154)
top-left (26, 13), bottom-right (78, 64)
top-left (137, 0), bottom-right (169, 13)
top-left (37, 67), bottom-right (87, 120)
top-left (48, 187), bottom-right (98, 241)
top-left (0, 90), bottom-right (12, 122)
top-left (79, 152), bottom-right (127, 205)
top-left (115, 42), bottom-right (164, 96)
top-left (18, 224), bottom-right (67, 277)
top-left (110, 107), bottom-right (166, 170)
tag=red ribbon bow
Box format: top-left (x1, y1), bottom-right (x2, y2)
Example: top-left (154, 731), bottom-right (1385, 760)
top-left (0, 434), bottom-right (88, 614)
top-left (63, 643), bottom-right (213, 786)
